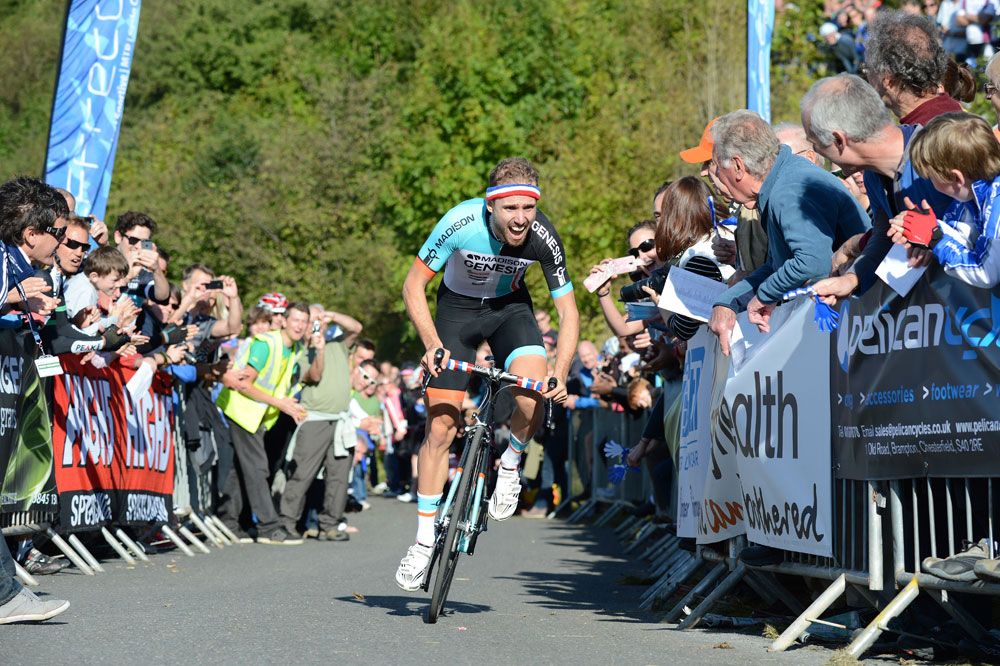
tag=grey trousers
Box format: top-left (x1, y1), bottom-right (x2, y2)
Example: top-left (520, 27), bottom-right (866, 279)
top-left (279, 420), bottom-right (353, 533)
top-left (0, 535), bottom-right (21, 605)
top-left (219, 423), bottom-right (282, 534)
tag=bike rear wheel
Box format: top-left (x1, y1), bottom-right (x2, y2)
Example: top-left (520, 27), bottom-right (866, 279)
top-left (427, 427), bottom-right (486, 623)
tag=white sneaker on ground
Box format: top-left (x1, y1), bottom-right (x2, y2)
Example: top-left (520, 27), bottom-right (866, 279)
top-left (395, 543), bottom-right (433, 591)
top-left (488, 466), bottom-right (521, 521)
top-left (396, 492), bottom-right (414, 503)
top-left (0, 588), bottom-right (70, 624)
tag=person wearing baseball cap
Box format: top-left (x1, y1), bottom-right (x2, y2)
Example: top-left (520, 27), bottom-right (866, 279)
top-left (679, 117), bottom-right (718, 177)
top-left (257, 292), bottom-right (289, 329)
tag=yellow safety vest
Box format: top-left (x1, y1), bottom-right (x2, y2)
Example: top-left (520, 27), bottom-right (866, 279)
top-left (216, 330), bottom-right (303, 433)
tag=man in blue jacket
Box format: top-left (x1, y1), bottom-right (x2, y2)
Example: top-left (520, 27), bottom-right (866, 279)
top-left (707, 110), bottom-right (870, 355)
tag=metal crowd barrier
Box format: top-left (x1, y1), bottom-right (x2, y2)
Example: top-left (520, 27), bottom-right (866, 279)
top-left (564, 407), bottom-right (653, 525)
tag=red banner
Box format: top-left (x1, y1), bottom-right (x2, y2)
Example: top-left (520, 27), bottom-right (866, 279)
top-left (52, 355), bottom-right (174, 532)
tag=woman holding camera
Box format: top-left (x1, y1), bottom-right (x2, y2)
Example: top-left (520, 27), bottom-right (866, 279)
top-left (626, 176), bottom-right (735, 519)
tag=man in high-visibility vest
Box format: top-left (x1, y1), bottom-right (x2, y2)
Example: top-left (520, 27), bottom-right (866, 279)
top-left (217, 301), bottom-right (316, 544)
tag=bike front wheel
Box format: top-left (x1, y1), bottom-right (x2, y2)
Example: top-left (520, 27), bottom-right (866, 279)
top-left (427, 426), bottom-right (486, 623)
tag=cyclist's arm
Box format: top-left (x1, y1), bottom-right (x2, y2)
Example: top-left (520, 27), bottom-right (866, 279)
top-left (550, 290), bottom-right (579, 381)
top-left (402, 259), bottom-right (442, 352)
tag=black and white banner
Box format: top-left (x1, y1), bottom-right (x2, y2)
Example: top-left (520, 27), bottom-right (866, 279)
top-left (832, 264), bottom-right (1000, 479)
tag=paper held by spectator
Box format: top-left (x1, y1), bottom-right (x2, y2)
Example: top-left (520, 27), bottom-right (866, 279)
top-left (875, 244), bottom-right (927, 297)
top-left (657, 266), bottom-right (729, 323)
top-left (126, 361), bottom-right (155, 400)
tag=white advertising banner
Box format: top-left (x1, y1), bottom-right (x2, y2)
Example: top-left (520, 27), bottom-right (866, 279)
top-left (723, 299), bottom-right (833, 556)
top-left (677, 329), bottom-right (747, 543)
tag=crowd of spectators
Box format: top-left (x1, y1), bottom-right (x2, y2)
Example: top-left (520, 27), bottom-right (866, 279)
top-left (0, 180), bottom-right (431, 620)
top-left (820, 0), bottom-right (997, 73)
top-left (7, 5), bottom-right (1000, 640)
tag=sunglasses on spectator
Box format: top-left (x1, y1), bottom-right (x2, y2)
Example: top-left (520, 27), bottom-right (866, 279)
top-left (358, 367), bottom-right (378, 386)
top-left (628, 238), bottom-right (656, 257)
top-left (62, 238), bottom-right (89, 251)
top-left (44, 225), bottom-right (67, 241)
top-left (985, 82), bottom-right (998, 98)
top-left (122, 234), bottom-right (146, 245)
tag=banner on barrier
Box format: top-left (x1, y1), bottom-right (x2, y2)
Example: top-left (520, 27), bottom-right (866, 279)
top-left (0, 330), bottom-right (58, 515)
top-left (695, 334), bottom-right (746, 544)
top-left (833, 265), bottom-right (1000, 479)
top-left (677, 329), bottom-right (746, 542)
top-left (52, 355), bottom-right (174, 532)
top-left (724, 300), bottom-right (832, 557)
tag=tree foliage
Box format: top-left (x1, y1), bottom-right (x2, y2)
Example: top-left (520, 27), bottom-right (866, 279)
top-left (1, 0), bottom-right (829, 358)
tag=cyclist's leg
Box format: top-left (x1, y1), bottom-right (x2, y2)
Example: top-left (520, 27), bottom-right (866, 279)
top-left (396, 307), bottom-right (479, 590)
top-left (486, 302), bottom-right (547, 520)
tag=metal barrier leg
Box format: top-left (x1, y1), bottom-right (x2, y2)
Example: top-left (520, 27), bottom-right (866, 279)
top-left (614, 515), bottom-right (641, 539)
top-left (188, 513), bottom-right (225, 547)
top-left (769, 573), bottom-right (847, 652)
top-left (641, 549), bottom-right (689, 602)
top-left (14, 561), bottom-right (39, 587)
top-left (178, 526), bottom-right (212, 554)
top-left (623, 523), bottom-right (657, 554)
top-left (649, 545), bottom-right (687, 581)
top-left (46, 528), bottom-right (94, 575)
top-left (846, 576), bottom-right (920, 659)
top-left (924, 589), bottom-right (990, 642)
top-left (101, 527), bottom-right (135, 564)
top-left (593, 501), bottom-right (628, 528)
top-left (663, 561), bottom-right (727, 623)
top-left (742, 570), bottom-right (779, 608)
top-left (641, 552), bottom-right (696, 604)
top-left (67, 533), bottom-right (105, 573)
top-left (640, 556), bottom-right (701, 611)
top-left (160, 525), bottom-right (195, 557)
top-left (750, 570), bottom-right (805, 615)
top-left (640, 533), bottom-right (674, 562)
top-left (208, 516), bottom-right (243, 544)
top-left (567, 499), bottom-right (597, 524)
top-left (677, 562), bottom-right (747, 629)
top-left (115, 528), bottom-right (151, 562)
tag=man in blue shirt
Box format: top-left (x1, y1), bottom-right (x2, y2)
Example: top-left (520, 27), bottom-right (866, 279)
top-left (707, 111), bottom-right (870, 355)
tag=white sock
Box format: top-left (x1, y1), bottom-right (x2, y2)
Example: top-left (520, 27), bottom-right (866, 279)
top-left (415, 493), bottom-right (441, 547)
top-left (500, 433), bottom-right (527, 470)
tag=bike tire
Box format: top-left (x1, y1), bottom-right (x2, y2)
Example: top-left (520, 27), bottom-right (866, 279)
top-left (427, 427), bottom-right (485, 623)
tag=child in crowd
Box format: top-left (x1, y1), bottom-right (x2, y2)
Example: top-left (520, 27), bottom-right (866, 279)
top-left (890, 112), bottom-right (1000, 287)
top-left (63, 246), bottom-right (137, 334)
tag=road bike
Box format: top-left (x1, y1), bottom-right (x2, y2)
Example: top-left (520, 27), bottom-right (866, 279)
top-left (420, 350), bottom-right (555, 623)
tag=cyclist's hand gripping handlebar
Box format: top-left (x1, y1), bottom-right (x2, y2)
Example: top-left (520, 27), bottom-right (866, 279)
top-left (544, 376), bottom-right (558, 431)
top-left (421, 348), bottom-right (445, 396)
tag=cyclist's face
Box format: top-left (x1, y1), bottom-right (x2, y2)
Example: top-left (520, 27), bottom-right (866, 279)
top-left (487, 195), bottom-right (537, 247)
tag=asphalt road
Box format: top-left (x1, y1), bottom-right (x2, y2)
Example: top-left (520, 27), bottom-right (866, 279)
top-left (3, 498), bottom-right (848, 665)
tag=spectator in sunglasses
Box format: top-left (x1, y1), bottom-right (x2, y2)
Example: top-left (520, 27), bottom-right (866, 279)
top-left (113, 210), bottom-right (169, 305)
top-left (0, 176), bottom-right (69, 318)
top-left (51, 218), bottom-right (92, 291)
top-left (587, 219), bottom-right (662, 349)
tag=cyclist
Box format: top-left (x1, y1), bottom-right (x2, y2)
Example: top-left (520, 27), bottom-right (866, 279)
top-left (395, 157), bottom-right (579, 590)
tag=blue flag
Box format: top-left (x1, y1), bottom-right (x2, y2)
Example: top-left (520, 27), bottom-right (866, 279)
top-left (44, 1), bottom-right (142, 220)
top-left (747, 0), bottom-right (775, 123)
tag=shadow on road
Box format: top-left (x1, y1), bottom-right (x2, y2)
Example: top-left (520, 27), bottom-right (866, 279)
top-left (498, 522), bottom-right (652, 624)
top-left (334, 594), bottom-right (491, 618)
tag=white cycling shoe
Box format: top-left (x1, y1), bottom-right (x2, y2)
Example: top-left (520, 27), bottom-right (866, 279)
top-left (395, 543), bottom-right (433, 591)
top-left (488, 466), bottom-right (521, 521)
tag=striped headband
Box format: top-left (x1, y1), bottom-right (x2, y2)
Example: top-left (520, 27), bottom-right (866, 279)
top-left (485, 183), bottom-right (541, 201)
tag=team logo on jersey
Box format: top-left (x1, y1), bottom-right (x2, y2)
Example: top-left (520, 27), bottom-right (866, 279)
top-left (554, 266), bottom-right (567, 286)
top-left (423, 248), bottom-right (439, 265)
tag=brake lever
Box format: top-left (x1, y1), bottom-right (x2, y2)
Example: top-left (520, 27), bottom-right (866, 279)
top-left (421, 348), bottom-right (445, 397)
top-left (544, 376), bottom-right (558, 431)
